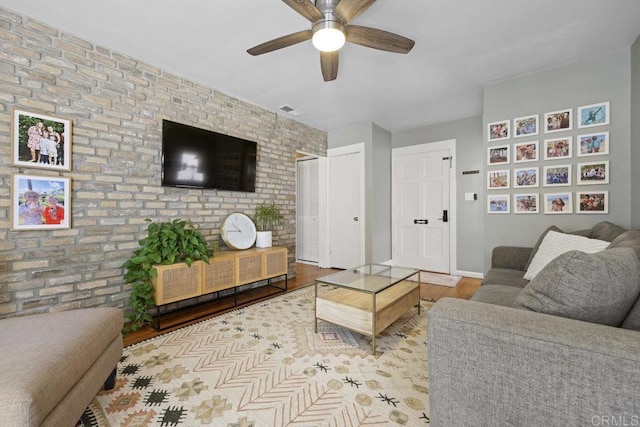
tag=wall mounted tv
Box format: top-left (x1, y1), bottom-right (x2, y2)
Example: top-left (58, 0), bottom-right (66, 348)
top-left (161, 120), bottom-right (257, 192)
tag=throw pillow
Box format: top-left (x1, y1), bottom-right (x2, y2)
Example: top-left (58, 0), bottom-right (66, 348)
top-left (513, 248), bottom-right (640, 326)
top-left (607, 229), bottom-right (640, 261)
top-left (523, 230), bottom-right (609, 280)
top-left (524, 225), bottom-right (563, 270)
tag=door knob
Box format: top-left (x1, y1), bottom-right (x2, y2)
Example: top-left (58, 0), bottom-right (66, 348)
top-left (353, 217), bottom-right (359, 221)
top-left (438, 210), bottom-right (449, 222)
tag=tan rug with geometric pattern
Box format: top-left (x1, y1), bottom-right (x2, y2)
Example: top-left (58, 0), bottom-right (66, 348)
top-left (79, 285), bottom-right (433, 426)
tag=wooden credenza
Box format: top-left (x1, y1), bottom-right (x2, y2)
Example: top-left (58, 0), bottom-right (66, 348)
top-left (151, 247), bottom-right (288, 329)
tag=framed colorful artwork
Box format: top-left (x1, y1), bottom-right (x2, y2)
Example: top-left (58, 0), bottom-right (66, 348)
top-left (11, 174), bottom-right (71, 230)
top-left (513, 167), bottom-right (539, 188)
top-left (577, 132), bottom-right (609, 157)
top-left (513, 114), bottom-right (538, 138)
top-left (487, 120), bottom-right (510, 142)
top-left (488, 169), bottom-right (510, 190)
top-left (514, 193), bottom-right (539, 214)
top-left (488, 194), bottom-right (510, 213)
top-left (11, 108), bottom-right (72, 171)
top-left (576, 191), bottom-right (609, 214)
top-left (577, 160), bottom-right (609, 185)
top-left (544, 108), bottom-right (572, 134)
top-left (487, 145), bottom-right (510, 166)
top-left (513, 140), bottom-right (539, 163)
top-left (543, 137), bottom-right (572, 160)
top-left (577, 101), bottom-right (610, 129)
top-left (543, 192), bottom-right (573, 214)
top-left (543, 165), bottom-right (571, 187)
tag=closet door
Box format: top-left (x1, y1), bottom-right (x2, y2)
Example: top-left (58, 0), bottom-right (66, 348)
top-left (297, 158), bottom-right (319, 263)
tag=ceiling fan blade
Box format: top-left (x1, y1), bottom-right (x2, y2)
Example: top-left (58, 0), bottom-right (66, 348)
top-left (346, 25), bottom-right (415, 53)
top-left (320, 51), bottom-right (339, 81)
top-left (282, 0), bottom-right (324, 22)
top-left (333, 0), bottom-right (376, 23)
top-left (247, 30), bottom-right (313, 56)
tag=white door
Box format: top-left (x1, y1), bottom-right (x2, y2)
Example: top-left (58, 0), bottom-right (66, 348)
top-left (328, 144), bottom-right (364, 269)
top-left (296, 158), bottom-right (319, 263)
top-left (392, 140), bottom-right (455, 273)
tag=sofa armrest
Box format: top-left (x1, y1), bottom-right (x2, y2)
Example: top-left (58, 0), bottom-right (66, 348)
top-left (427, 298), bottom-right (640, 426)
top-left (490, 246), bottom-right (532, 270)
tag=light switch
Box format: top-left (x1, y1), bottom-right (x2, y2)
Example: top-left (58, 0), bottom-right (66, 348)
top-left (465, 192), bottom-right (476, 201)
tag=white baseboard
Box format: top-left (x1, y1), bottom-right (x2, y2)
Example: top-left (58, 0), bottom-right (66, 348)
top-left (454, 270), bottom-right (484, 279)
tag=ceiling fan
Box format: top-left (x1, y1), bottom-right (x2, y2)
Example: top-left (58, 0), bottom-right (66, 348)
top-left (247, 0), bottom-right (415, 81)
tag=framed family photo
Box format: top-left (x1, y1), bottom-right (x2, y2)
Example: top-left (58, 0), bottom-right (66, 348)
top-left (577, 132), bottom-right (609, 157)
top-left (488, 169), bottom-right (510, 190)
top-left (513, 115), bottom-right (538, 138)
top-left (543, 165), bottom-right (571, 187)
top-left (11, 108), bottom-right (72, 171)
top-left (513, 140), bottom-right (539, 163)
top-left (577, 101), bottom-right (610, 129)
top-left (576, 191), bottom-right (609, 214)
top-left (514, 193), bottom-right (539, 214)
top-left (543, 137), bottom-right (572, 160)
top-left (544, 108), bottom-right (572, 133)
top-left (488, 194), bottom-right (510, 214)
top-left (577, 160), bottom-right (609, 185)
top-left (11, 174), bottom-right (71, 230)
top-left (487, 120), bottom-right (510, 142)
top-left (544, 192), bottom-right (573, 214)
top-left (487, 145), bottom-right (510, 165)
top-left (513, 167), bottom-right (539, 188)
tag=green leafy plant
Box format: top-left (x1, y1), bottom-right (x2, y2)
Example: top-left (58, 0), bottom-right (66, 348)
top-left (122, 218), bottom-right (214, 332)
top-left (253, 201), bottom-right (284, 231)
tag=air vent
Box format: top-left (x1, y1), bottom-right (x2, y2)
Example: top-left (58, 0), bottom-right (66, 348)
top-left (278, 104), bottom-right (304, 116)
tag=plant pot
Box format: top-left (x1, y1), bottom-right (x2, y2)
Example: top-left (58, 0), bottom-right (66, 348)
top-left (255, 231), bottom-right (272, 248)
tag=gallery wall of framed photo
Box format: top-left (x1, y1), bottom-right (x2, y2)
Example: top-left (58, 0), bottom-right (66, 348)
top-left (486, 101), bottom-right (610, 216)
top-left (9, 108), bottom-right (73, 230)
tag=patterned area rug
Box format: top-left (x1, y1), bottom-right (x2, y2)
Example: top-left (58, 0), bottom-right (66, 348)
top-left (79, 286), bottom-right (433, 426)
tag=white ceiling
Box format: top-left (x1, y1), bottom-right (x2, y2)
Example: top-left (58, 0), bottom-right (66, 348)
top-left (2, 0), bottom-right (640, 133)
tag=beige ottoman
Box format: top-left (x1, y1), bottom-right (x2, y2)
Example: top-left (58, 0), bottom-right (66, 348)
top-left (0, 308), bottom-right (123, 427)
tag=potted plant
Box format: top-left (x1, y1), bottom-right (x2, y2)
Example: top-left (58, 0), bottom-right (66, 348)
top-left (253, 201), bottom-right (284, 248)
top-left (121, 218), bottom-right (214, 332)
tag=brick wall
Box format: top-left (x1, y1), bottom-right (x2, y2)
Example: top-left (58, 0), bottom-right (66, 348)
top-left (0, 7), bottom-right (327, 318)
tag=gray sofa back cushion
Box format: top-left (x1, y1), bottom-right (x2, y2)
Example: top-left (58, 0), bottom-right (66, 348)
top-left (513, 248), bottom-right (640, 326)
top-left (592, 221), bottom-right (629, 242)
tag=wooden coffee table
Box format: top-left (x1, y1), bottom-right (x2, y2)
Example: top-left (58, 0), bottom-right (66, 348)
top-left (314, 264), bottom-right (420, 353)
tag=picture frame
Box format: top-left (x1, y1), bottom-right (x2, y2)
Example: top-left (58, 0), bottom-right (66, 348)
top-left (544, 108), bottom-right (573, 133)
top-left (543, 164), bottom-right (572, 187)
top-left (577, 160), bottom-right (609, 185)
top-left (11, 108), bottom-right (72, 171)
top-left (513, 114), bottom-right (539, 138)
top-left (487, 169), bottom-right (510, 190)
top-left (487, 145), bottom-right (510, 166)
top-left (543, 136), bottom-right (572, 160)
top-left (11, 174), bottom-right (71, 230)
top-left (513, 140), bottom-right (539, 163)
top-left (488, 194), bottom-right (510, 214)
top-left (543, 192), bottom-right (573, 214)
top-left (487, 120), bottom-right (510, 142)
top-left (514, 193), bottom-right (539, 214)
top-left (513, 167), bottom-right (539, 188)
top-left (576, 191), bottom-right (609, 214)
top-left (577, 101), bottom-right (610, 129)
top-left (577, 132), bottom-right (609, 157)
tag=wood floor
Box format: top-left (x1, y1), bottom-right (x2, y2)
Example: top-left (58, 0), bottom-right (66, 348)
top-left (123, 263), bottom-right (481, 347)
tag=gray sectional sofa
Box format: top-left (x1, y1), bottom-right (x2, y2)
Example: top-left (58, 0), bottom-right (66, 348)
top-left (427, 222), bottom-right (640, 426)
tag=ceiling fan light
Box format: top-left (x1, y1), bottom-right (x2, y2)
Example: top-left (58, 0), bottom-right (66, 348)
top-left (312, 22), bottom-right (346, 52)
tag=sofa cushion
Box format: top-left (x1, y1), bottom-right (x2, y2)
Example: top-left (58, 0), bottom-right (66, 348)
top-left (482, 268), bottom-right (530, 288)
top-left (513, 248), bottom-right (640, 326)
top-left (524, 225), bottom-right (563, 270)
top-left (622, 296), bottom-right (640, 331)
top-left (523, 230), bottom-right (609, 280)
top-left (607, 229), bottom-right (640, 261)
top-left (471, 284), bottom-right (522, 307)
top-left (592, 221), bottom-right (628, 242)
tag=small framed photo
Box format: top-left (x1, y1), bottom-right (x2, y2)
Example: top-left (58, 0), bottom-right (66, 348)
top-left (577, 132), bottom-right (609, 157)
top-left (577, 101), bottom-right (610, 129)
top-left (543, 137), bottom-right (572, 160)
top-left (577, 160), bottom-right (609, 185)
top-left (513, 140), bottom-right (539, 163)
top-left (513, 115), bottom-right (539, 138)
top-left (488, 194), bottom-right (510, 214)
top-left (543, 165), bottom-right (572, 187)
top-left (514, 167), bottom-right (539, 188)
top-left (488, 169), bottom-right (510, 190)
top-left (514, 193), bottom-right (539, 214)
top-left (487, 120), bottom-right (510, 141)
top-left (544, 108), bottom-right (573, 133)
top-left (544, 192), bottom-right (573, 214)
top-left (11, 174), bottom-right (71, 230)
top-left (11, 108), bottom-right (72, 171)
top-left (576, 191), bottom-right (609, 214)
top-left (487, 145), bottom-right (510, 165)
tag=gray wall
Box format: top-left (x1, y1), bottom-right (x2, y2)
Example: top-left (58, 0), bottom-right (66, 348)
top-left (393, 116), bottom-right (485, 274)
top-left (483, 49), bottom-right (632, 272)
top-left (632, 36), bottom-right (640, 229)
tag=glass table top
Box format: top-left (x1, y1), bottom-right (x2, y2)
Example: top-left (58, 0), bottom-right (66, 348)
top-left (315, 264), bottom-right (420, 294)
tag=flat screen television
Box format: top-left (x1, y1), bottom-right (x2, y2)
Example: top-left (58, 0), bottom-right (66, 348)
top-left (161, 120), bottom-right (257, 192)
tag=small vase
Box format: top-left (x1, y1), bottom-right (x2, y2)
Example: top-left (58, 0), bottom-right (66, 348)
top-left (255, 231), bottom-right (272, 248)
